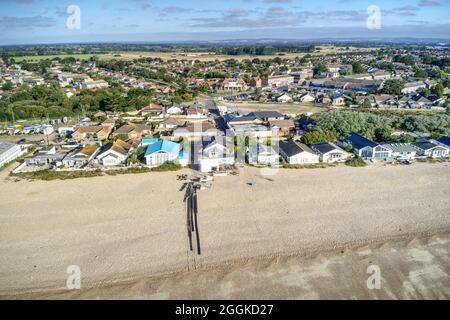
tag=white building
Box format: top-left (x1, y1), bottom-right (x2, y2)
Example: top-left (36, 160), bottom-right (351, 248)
top-left (248, 144), bottom-right (280, 166)
top-left (0, 142), bottom-right (22, 168)
top-left (413, 141), bottom-right (449, 158)
top-left (96, 140), bottom-right (132, 166)
top-left (310, 142), bottom-right (350, 163)
top-left (198, 139), bottom-right (235, 173)
top-left (382, 143), bottom-right (418, 160)
top-left (279, 140), bottom-right (319, 164)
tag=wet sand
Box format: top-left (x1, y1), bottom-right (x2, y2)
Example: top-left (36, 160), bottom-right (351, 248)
top-left (0, 162), bottom-right (449, 299)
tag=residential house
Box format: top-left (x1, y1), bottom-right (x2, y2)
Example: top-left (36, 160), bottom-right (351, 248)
top-left (62, 144), bottom-right (100, 168)
top-left (25, 146), bottom-right (65, 166)
top-left (248, 111), bottom-right (285, 123)
top-left (331, 93), bottom-right (352, 106)
top-left (412, 95), bottom-right (433, 108)
top-left (113, 123), bottom-right (152, 141)
top-left (382, 143), bottom-right (418, 160)
top-left (158, 118), bottom-right (185, 130)
top-left (173, 122), bottom-right (218, 140)
top-left (198, 137), bottom-right (235, 172)
top-left (299, 93), bottom-right (316, 103)
top-left (96, 140), bottom-right (132, 166)
top-left (248, 143), bottom-right (280, 166)
top-left (275, 93), bottom-right (293, 103)
top-left (279, 140), bottom-right (319, 164)
top-left (401, 81), bottom-right (426, 94)
top-left (72, 125), bottom-right (111, 142)
top-left (0, 141), bottom-right (22, 167)
top-left (310, 142), bottom-right (351, 163)
top-left (185, 106), bottom-right (206, 119)
top-left (166, 103), bottom-right (183, 115)
top-left (81, 80), bottom-right (109, 90)
top-left (269, 119), bottom-right (295, 137)
top-left (340, 132), bottom-right (392, 160)
top-left (263, 75), bottom-right (294, 88)
top-left (144, 140), bottom-right (188, 167)
top-left (139, 104), bottom-right (164, 117)
top-left (413, 140), bottom-right (449, 158)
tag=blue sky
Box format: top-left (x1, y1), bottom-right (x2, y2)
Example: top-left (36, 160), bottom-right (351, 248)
top-left (0, 0), bottom-right (449, 45)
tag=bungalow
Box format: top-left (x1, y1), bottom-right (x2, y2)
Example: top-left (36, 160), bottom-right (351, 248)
top-left (310, 142), bottom-right (350, 163)
top-left (166, 103), bottom-right (183, 115)
top-left (269, 119), bottom-right (295, 137)
top-left (413, 140), bottom-right (449, 158)
top-left (96, 140), bottom-right (132, 166)
top-left (71, 125), bottom-right (111, 142)
top-left (185, 106), bottom-right (206, 119)
top-left (144, 140), bottom-right (188, 167)
top-left (275, 93), bottom-right (293, 103)
top-left (279, 140), bottom-right (319, 165)
top-left (113, 123), bottom-right (152, 141)
top-left (381, 143), bottom-right (418, 160)
top-left (340, 132), bottom-right (391, 160)
top-left (25, 146), bottom-right (65, 166)
top-left (331, 93), bottom-right (352, 106)
top-left (412, 95), bottom-right (433, 108)
top-left (248, 143), bottom-right (280, 166)
top-left (248, 111), bottom-right (285, 122)
top-left (299, 93), bottom-right (316, 103)
top-left (62, 144), bottom-right (100, 168)
top-left (158, 118), bottom-right (185, 130)
top-left (225, 114), bottom-right (261, 127)
top-left (0, 141), bottom-right (23, 168)
top-left (173, 122), bottom-right (218, 140)
top-left (198, 137), bottom-right (235, 173)
top-left (229, 124), bottom-right (273, 139)
top-left (139, 104), bottom-right (164, 117)
top-left (401, 81), bottom-right (426, 94)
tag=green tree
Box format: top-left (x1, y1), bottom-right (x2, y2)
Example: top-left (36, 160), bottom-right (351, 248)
top-left (381, 79), bottom-right (405, 95)
top-left (374, 126), bottom-right (392, 142)
top-left (413, 66), bottom-right (427, 78)
top-left (434, 83), bottom-right (445, 98)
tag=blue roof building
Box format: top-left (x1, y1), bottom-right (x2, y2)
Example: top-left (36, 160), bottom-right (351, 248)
top-left (144, 140), bottom-right (187, 167)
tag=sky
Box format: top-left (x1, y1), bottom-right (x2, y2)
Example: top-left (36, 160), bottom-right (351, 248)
top-left (0, 0), bottom-right (449, 45)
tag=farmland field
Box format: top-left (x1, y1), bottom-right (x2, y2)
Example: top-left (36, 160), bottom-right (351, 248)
top-left (10, 46), bottom-right (377, 63)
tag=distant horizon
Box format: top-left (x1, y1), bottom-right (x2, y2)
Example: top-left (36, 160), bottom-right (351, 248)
top-left (1, 35), bottom-right (450, 48)
top-left (1, 0), bottom-right (450, 46)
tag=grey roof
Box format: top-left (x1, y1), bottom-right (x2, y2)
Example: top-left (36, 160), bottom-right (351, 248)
top-left (280, 140), bottom-right (316, 157)
top-left (311, 142), bottom-right (343, 155)
top-left (0, 141), bottom-right (17, 155)
top-left (413, 141), bottom-right (440, 151)
top-left (248, 111), bottom-right (284, 119)
top-left (382, 143), bottom-right (419, 153)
